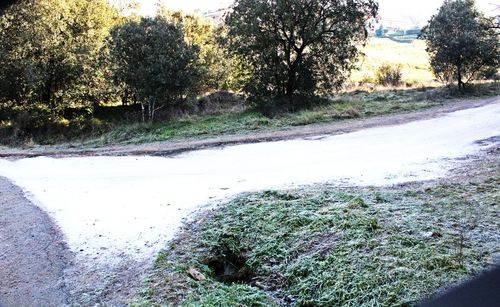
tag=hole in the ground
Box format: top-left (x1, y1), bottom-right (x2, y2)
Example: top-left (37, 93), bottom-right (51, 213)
top-left (207, 250), bottom-right (253, 283)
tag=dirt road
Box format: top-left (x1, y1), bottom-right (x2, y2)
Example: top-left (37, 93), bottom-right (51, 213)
top-left (0, 177), bottom-right (70, 307)
top-left (0, 176), bottom-right (149, 306)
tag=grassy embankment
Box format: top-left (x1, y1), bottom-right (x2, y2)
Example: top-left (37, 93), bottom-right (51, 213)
top-left (3, 82), bottom-right (498, 147)
top-left (88, 89), bottom-right (439, 146)
top-left (134, 150), bottom-right (500, 306)
top-left (86, 83), bottom-right (498, 147)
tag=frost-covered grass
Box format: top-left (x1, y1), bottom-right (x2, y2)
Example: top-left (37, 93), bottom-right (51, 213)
top-left (135, 153), bottom-right (500, 306)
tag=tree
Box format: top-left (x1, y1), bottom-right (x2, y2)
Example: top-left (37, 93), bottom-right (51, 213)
top-left (0, 0), bottom-right (118, 113)
top-left (157, 8), bottom-right (248, 93)
top-left (68, 0), bottom-right (121, 108)
top-left (158, 9), bottom-right (219, 92)
top-left (108, 17), bottom-right (199, 122)
top-left (225, 0), bottom-right (378, 99)
top-left (421, 0), bottom-right (500, 91)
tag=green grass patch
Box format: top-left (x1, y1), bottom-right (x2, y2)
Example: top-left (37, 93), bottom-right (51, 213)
top-left (139, 155), bottom-right (500, 306)
top-left (89, 111), bottom-right (269, 145)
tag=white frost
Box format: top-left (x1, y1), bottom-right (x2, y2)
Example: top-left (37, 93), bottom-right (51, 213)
top-left (0, 102), bottom-right (499, 263)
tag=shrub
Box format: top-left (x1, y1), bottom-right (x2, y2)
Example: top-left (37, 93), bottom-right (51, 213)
top-left (359, 74), bottom-right (376, 85)
top-left (376, 64), bottom-right (403, 86)
top-left (253, 94), bottom-right (329, 117)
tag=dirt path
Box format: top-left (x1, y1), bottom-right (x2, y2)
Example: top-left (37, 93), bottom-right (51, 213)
top-left (0, 177), bottom-right (144, 306)
top-left (0, 96), bottom-right (498, 159)
top-left (0, 177), bottom-right (70, 307)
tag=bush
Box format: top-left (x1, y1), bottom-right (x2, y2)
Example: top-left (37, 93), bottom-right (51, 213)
top-left (196, 92), bottom-right (246, 115)
top-left (359, 74), bottom-right (376, 85)
top-left (376, 64), bottom-right (403, 86)
top-left (0, 108), bottom-right (111, 146)
top-left (252, 95), bottom-right (330, 117)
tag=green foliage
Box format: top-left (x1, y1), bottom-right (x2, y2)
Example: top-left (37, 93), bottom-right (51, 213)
top-left (158, 9), bottom-right (243, 93)
top-left (214, 26), bottom-right (253, 93)
top-left (225, 0), bottom-right (378, 99)
top-left (376, 63), bottom-right (403, 86)
top-left (0, 0), bottom-right (118, 112)
top-left (108, 17), bottom-right (199, 122)
top-left (421, 0), bottom-right (500, 90)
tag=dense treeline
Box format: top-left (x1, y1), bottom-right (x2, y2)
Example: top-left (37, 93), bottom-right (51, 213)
top-left (0, 0), bottom-right (117, 113)
top-left (0, 0), bottom-right (498, 143)
top-left (0, 0), bottom-right (241, 124)
top-left (0, 0), bottom-right (378, 125)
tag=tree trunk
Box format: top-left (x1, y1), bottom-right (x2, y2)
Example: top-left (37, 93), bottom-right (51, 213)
top-left (42, 75), bottom-right (56, 111)
top-left (457, 63), bottom-right (463, 91)
top-left (92, 97), bottom-right (100, 110)
top-left (286, 68), bottom-right (297, 96)
top-left (141, 102), bottom-right (145, 123)
top-left (150, 99), bottom-right (155, 122)
top-left (286, 51), bottom-right (304, 96)
top-left (122, 89), bottom-right (130, 106)
top-left (45, 58), bottom-right (58, 112)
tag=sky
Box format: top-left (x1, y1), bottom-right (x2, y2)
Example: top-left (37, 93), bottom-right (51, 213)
top-left (135, 0), bottom-right (499, 27)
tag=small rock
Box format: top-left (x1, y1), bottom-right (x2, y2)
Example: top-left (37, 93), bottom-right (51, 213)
top-left (187, 267), bottom-right (206, 281)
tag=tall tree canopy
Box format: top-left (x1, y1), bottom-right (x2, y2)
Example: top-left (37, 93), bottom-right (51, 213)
top-left (225, 0), bottom-right (378, 98)
top-left (158, 8), bottom-right (249, 93)
top-left (108, 17), bottom-right (199, 121)
top-left (0, 0), bottom-right (118, 112)
top-left (158, 9), bottom-right (224, 92)
top-left (421, 0), bottom-right (499, 90)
